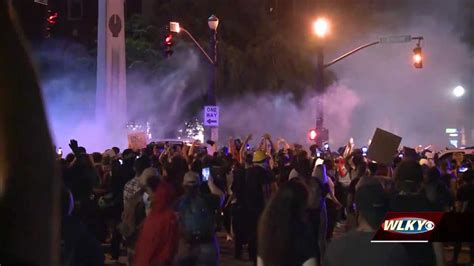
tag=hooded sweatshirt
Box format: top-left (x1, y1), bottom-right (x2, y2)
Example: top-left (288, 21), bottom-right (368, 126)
top-left (134, 182), bottom-right (178, 266)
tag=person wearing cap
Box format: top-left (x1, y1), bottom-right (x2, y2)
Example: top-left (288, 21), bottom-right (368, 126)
top-left (176, 171), bottom-right (224, 266)
top-left (325, 183), bottom-right (411, 266)
top-left (243, 150), bottom-right (276, 264)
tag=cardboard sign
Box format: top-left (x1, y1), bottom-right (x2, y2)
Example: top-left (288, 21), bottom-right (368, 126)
top-left (367, 128), bottom-right (402, 165)
top-left (127, 132), bottom-right (147, 151)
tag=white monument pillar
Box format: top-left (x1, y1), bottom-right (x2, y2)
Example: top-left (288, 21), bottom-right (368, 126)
top-left (96, 0), bottom-right (127, 130)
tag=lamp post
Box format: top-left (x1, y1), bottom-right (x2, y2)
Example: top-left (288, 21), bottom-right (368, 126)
top-left (313, 18), bottom-right (330, 146)
top-left (207, 15), bottom-right (219, 142)
top-left (170, 15), bottom-right (220, 143)
top-left (208, 15), bottom-right (219, 105)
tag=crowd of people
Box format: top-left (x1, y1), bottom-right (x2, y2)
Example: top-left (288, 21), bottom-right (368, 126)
top-left (59, 134), bottom-right (474, 266)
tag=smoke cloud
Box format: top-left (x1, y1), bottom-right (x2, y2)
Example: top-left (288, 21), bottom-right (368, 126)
top-left (36, 1), bottom-right (472, 152)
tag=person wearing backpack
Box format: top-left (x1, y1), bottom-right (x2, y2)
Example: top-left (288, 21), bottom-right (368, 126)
top-left (119, 157), bottom-right (152, 265)
top-left (176, 171), bottom-right (224, 266)
top-left (291, 157), bottom-right (330, 266)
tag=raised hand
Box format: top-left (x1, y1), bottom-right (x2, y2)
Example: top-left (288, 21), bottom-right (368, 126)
top-left (69, 139), bottom-right (79, 154)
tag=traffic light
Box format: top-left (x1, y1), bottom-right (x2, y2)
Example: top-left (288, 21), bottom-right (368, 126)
top-left (309, 128), bottom-right (329, 146)
top-left (413, 45), bottom-right (423, 68)
top-left (163, 33), bottom-right (174, 57)
top-left (45, 9), bottom-right (58, 38)
top-left (309, 129), bottom-right (318, 141)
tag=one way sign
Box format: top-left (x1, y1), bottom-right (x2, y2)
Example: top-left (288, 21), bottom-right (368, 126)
top-left (204, 106), bottom-right (219, 127)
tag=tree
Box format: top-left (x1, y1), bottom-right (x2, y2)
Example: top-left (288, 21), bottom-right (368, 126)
top-left (150, 0), bottom-right (336, 103)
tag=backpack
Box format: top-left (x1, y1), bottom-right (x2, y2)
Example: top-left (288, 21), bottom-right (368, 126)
top-left (177, 194), bottom-right (215, 241)
top-left (118, 190), bottom-right (146, 247)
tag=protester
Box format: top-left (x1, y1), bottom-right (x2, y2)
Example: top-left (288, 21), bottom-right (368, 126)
top-left (119, 156), bottom-right (152, 264)
top-left (176, 171), bottom-right (224, 266)
top-left (230, 161), bottom-right (249, 260)
top-left (390, 160), bottom-right (444, 266)
top-left (312, 164), bottom-right (331, 264)
top-left (325, 183), bottom-right (412, 266)
top-left (47, 135), bottom-right (466, 266)
top-left (439, 160), bottom-right (457, 198)
top-left (243, 149), bottom-right (276, 264)
top-left (422, 166), bottom-right (451, 211)
top-left (61, 187), bottom-right (104, 266)
top-left (134, 181), bottom-right (179, 266)
top-left (345, 162), bottom-right (368, 231)
top-left (257, 180), bottom-right (317, 266)
top-left (452, 169), bottom-right (474, 264)
top-left (63, 152), bottom-right (99, 212)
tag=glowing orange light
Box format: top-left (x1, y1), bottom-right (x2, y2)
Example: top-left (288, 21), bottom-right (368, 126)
top-left (413, 54), bottom-right (422, 63)
top-left (309, 129), bottom-right (318, 140)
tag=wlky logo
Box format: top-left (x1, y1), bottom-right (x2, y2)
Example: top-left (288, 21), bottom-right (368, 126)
top-left (382, 217), bottom-right (435, 234)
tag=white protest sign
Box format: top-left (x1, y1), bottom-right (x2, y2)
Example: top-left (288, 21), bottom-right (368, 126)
top-left (204, 106), bottom-right (219, 127)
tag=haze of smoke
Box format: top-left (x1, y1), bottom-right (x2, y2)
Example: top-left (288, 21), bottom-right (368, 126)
top-left (218, 85), bottom-right (360, 147)
top-left (38, 41), bottom-right (201, 152)
top-left (326, 1), bottom-right (472, 148)
top-left (38, 1), bottom-right (472, 152)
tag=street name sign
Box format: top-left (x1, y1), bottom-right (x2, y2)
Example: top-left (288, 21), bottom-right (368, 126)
top-left (204, 106), bottom-right (219, 127)
top-left (380, 35), bottom-right (412, 44)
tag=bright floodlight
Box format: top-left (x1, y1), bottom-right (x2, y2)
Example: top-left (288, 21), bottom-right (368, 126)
top-left (170, 22), bottom-right (180, 33)
top-left (313, 18), bottom-right (329, 38)
top-left (453, 86), bottom-right (465, 98)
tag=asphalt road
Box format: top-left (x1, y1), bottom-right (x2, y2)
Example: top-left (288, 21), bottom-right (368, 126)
top-left (104, 232), bottom-right (252, 266)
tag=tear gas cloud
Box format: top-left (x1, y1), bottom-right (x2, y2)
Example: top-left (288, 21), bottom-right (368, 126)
top-left (37, 1), bottom-right (472, 152)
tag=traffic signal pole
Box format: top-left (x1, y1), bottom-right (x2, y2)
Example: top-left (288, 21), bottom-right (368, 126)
top-left (315, 45), bottom-right (327, 146)
top-left (315, 35), bottom-right (423, 145)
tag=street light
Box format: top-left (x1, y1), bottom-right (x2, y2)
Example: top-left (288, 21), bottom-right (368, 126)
top-left (169, 22), bottom-right (180, 33)
top-left (207, 15), bottom-right (219, 142)
top-left (208, 15), bottom-right (219, 31)
top-left (313, 18), bottom-right (329, 38)
top-left (169, 16), bottom-right (220, 143)
top-left (453, 85), bottom-right (465, 98)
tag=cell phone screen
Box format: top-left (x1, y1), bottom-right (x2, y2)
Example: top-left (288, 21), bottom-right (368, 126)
top-left (459, 167), bottom-right (468, 173)
top-left (316, 158), bottom-right (325, 166)
top-left (202, 167), bottom-right (210, 181)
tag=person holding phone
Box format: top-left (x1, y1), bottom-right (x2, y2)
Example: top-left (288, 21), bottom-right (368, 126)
top-left (176, 171), bottom-right (224, 265)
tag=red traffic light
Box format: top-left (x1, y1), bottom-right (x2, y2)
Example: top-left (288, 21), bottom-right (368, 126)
top-left (413, 46), bottom-right (423, 68)
top-left (164, 34), bottom-right (173, 46)
top-left (309, 129), bottom-right (318, 141)
top-left (47, 10), bottom-right (58, 25)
